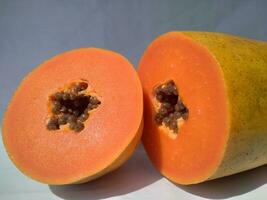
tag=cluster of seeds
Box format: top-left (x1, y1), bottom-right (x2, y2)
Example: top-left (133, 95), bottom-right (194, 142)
top-left (154, 80), bottom-right (189, 133)
top-left (46, 82), bottom-right (101, 132)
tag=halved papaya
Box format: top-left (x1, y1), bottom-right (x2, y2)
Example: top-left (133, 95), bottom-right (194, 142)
top-left (138, 32), bottom-right (267, 185)
top-left (2, 48), bottom-right (143, 185)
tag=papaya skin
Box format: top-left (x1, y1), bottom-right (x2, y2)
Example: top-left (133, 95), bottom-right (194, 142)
top-left (2, 48), bottom-right (144, 185)
top-left (183, 32), bottom-right (267, 180)
top-left (138, 31), bottom-right (267, 185)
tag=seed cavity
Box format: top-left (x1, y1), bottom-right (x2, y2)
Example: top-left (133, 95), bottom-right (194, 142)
top-left (154, 80), bottom-right (189, 133)
top-left (46, 82), bottom-right (101, 133)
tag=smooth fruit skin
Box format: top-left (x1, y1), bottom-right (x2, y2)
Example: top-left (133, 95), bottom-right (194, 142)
top-left (139, 31), bottom-right (267, 184)
top-left (183, 32), bottom-right (267, 180)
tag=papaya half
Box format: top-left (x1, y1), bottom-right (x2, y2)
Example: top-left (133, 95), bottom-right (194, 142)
top-left (138, 31), bottom-right (267, 185)
top-left (2, 48), bottom-right (143, 185)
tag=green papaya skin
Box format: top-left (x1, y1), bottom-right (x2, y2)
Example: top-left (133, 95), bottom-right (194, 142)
top-left (184, 32), bottom-right (267, 179)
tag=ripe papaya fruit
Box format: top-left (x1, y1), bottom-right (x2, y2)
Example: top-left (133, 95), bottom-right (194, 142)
top-left (2, 48), bottom-right (143, 185)
top-left (138, 32), bottom-right (267, 185)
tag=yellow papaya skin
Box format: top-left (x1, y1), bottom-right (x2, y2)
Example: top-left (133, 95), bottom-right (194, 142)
top-left (184, 32), bottom-right (267, 179)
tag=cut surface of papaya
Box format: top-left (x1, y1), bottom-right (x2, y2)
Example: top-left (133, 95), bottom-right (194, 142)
top-left (138, 31), bottom-right (267, 185)
top-left (2, 48), bottom-right (143, 185)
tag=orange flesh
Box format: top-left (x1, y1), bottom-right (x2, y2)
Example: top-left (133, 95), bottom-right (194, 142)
top-left (138, 32), bottom-right (229, 184)
top-left (3, 48), bottom-right (143, 184)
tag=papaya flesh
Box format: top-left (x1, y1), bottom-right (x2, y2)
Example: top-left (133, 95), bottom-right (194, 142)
top-left (138, 31), bottom-right (267, 185)
top-left (2, 48), bottom-right (143, 185)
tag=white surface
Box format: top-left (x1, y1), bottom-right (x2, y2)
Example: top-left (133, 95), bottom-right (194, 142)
top-left (1, 136), bottom-right (267, 200)
top-left (1, 0), bottom-right (267, 199)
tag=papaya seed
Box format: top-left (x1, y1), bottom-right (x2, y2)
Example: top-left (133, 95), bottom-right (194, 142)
top-left (47, 81), bottom-right (101, 132)
top-left (154, 80), bottom-right (189, 133)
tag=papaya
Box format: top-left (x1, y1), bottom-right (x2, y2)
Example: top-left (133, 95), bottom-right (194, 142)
top-left (138, 31), bottom-right (267, 185)
top-left (2, 48), bottom-right (143, 185)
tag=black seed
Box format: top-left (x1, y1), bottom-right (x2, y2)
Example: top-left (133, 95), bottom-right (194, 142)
top-left (64, 113), bottom-right (71, 118)
top-left (165, 104), bottom-right (175, 113)
top-left (74, 100), bottom-right (80, 107)
top-left (62, 93), bottom-right (70, 100)
top-left (67, 115), bottom-right (77, 123)
top-left (170, 123), bottom-right (178, 132)
top-left (68, 109), bottom-right (73, 114)
top-left (156, 94), bottom-right (163, 102)
top-left (54, 92), bottom-right (64, 100)
top-left (174, 111), bottom-right (181, 119)
top-left (84, 108), bottom-right (91, 113)
top-left (155, 117), bottom-right (162, 124)
top-left (53, 101), bottom-right (61, 106)
top-left (58, 115), bottom-right (68, 125)
top-left (166, 80), bottom-right (175, 88)
top-left (73, 110), bottom-right (80, 116)
top-left (74, 121), bottom-right (84, 132)
top-left (177, 101), bottom-right (186, 111)
top-left (47, 123), bottom-right (59, 130)
top-left (69, 121), bottom-right (77, 130)
top-left (69, 93), bottom-right (76, 100)
top-left (170, 120), bottom-right (177, 128)
top-left (87, 103), bottom-right (93, 109)
top-left (52, 102), bottom-right (61, 109)
top-left (47, 118), bottom-right (59, 130)
top-left (169, 113), bottom-right (175, 121)
top-left (91, 104), bottom-right (98, 109)
top-left (90, 96), bottom-right (100, 105)
top-left (162, 87), bottom-right (172, 96)
top-left (162, 102), bottom-right (171, 109)
top-left (88, 103), bottom-right (98, 110)
top-left (78, 113), bottom-right (89, 122)
top-left (168, 96), bottom-right (178, 105)
top-left (52, 106), bottom-right (60, 114)
top-left (174, 104), bottom-right (179, 111)
top-left (182, 112), bottom-right (189, 120)
top-left (181, 107), bottom-right (188, 115)
top-left (159, 106), bottom-right (168, 116)
top-left (164, 82), bottom-right (176, 95)
top-left (163, 117), bottom-right (171, 125)
top-left (60, 106), bottom-right (67, 112)
top-left (155, 85), bottom-right (162, 92)
top-left (155, 113), bottom-right (164, 124)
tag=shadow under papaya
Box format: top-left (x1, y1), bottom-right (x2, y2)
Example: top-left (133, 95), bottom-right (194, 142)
top-left (178, 164), bottom-right (267, 199)
top-left (49, 145), bottom-right (161, 200)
